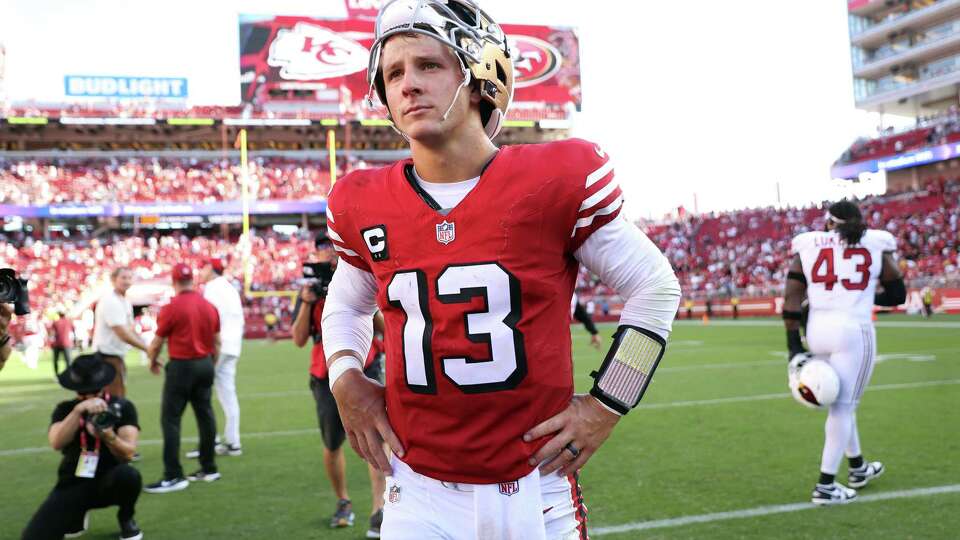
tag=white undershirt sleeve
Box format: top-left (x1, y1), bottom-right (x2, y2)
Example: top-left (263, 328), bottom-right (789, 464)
top-left (321, 258), bottom-right (380, 363)
top-left (574, 216), bottom-right (681, 339)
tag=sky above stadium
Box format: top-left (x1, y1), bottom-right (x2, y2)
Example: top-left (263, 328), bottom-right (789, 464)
top-left (1, 0), bottom-right (911, 218)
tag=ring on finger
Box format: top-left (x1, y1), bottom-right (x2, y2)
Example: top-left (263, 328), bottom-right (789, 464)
top-left (564, 442), bottom-right (580, 458)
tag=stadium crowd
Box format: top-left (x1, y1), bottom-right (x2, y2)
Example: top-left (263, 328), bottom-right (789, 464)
top-left (0, 158), bottom-right (337, 205)
top-left (0, 229), bottom-right (307, 343)
top-left (1, 176), bottom-right (957, 344)
top-left (608, 178), bottom-right (960, 301)
top-left (837, 106), bottom-right (960, 164)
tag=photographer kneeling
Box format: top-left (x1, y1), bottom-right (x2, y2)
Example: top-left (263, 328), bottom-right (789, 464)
top-left (21, 354), bottom-right (143, 540)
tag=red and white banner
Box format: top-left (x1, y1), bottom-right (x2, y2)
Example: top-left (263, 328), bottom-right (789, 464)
top-left (238, 14), bottom-right (581, 112)
top-left (343, 0), bottom-right (383, 20)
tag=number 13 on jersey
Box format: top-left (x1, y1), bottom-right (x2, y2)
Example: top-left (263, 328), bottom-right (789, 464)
top-left (386, 262), bottom-right (528, 395)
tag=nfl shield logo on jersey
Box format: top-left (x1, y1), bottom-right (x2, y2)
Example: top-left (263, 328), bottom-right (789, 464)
top-left (388, 484), bottom-right (401, 504)
top-left (498, 481), bottom-right (519, 497)
top-left (436, 221), bottom-right (456, 245)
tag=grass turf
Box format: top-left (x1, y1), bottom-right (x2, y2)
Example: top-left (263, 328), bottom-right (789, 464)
top-left (1, 314), bottom-right (958, 539)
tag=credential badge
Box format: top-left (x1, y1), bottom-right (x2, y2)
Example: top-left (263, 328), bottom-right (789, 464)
top-left (436, 221), bottom-right (456, 245)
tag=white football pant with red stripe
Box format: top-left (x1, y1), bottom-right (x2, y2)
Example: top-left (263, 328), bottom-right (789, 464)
top-left (806, 313), bottom-right (878, 475)
top-left (382, 456), bottom-right (588, 540)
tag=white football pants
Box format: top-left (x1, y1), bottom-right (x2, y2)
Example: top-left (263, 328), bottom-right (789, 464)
top-left (382, 455), bottom-right (586, 540)
top-left (806, 314), bottom-right (876, 475)
top-left (214, 354), bottom-right (241, 447)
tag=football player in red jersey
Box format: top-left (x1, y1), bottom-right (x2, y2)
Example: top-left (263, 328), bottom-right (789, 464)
top-left (321, 1), bottom-right (681, 538)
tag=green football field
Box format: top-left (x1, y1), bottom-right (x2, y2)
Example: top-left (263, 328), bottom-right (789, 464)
top-left (2, 315), bottom-right (958, 539)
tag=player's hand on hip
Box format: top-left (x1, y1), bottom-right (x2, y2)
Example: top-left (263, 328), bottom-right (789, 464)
top-left (523, 393), bottom-right (620, 477)
top-left (331, 368), bottom-right (404, 475)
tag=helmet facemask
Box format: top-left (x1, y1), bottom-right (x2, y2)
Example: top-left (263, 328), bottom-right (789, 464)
top-left (366, 0), bottom-right (514, 139)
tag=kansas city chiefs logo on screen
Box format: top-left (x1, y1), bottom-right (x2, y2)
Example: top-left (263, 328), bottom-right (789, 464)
top-left (268, 23), bottom-right (369, 81)
top-left (508, 36), bottom-right (563, 88)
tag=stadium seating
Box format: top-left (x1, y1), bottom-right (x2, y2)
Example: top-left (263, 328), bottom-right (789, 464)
top-left (580, 179), bottom-right (960, 302)
top-left (0, 230), bottom-right (310, 338)
top-left (2, 172), bottom-right (956, 334)
top-left (0, 158), bottom-right (338, 205)
top-left (837, 107), bottom-right (960, 164)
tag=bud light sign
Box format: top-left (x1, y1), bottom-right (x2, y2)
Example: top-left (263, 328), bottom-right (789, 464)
top-left (64, 75), bottom-right (188, 99)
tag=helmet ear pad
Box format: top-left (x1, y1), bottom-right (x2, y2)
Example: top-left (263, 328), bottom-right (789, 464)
top-left (461, 37), bottom-right (513, 139)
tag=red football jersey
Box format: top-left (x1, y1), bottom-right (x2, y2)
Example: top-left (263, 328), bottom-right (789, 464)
top-left (326, 139), bottom-right (621, 483)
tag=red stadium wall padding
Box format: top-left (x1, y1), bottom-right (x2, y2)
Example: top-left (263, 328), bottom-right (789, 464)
top-left (577, 288), bottom-right (960, 323)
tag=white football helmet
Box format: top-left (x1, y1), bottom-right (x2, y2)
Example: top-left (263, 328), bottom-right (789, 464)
top-left (788, 354), bottom-right (840, 409)
top-left (366, 0), bottom-right (514, 139)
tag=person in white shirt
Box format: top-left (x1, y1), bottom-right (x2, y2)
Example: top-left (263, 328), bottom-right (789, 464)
top-left (93, 268), bottom-right (148, 398)
top-left (22, 314), bottom-right (43, 370)
top-left (136, 308), bottom-right (157, 367)
top-left (198, 258), bottom-right (245, 456)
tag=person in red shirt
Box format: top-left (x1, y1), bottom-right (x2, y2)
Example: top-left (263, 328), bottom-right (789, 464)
top-left (51, 312), bottom-right (75, 374)
top-left (143, 263), bottom-right (222, 494)
top-left (291, 234), bottom-right (385, 536)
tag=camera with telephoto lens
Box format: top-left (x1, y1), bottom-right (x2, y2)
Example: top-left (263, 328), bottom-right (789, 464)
top-left (90, 401), bottom-right (123, 431)
top-left (302, 262), bottom-right (334, 298)
top-left (0, 268), bottom-right (30, 315)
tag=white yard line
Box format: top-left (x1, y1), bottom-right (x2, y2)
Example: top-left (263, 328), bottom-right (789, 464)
top-left (4, 378), bottom-right (958, 457)
top-left (638, 378), bottom-right (960, 410)
top-left (671, 320), bottom-right (960, 329)
top-left (658, 360), bottom-right (782, 372)
top-left (592, 484), bottom-right (960, 535)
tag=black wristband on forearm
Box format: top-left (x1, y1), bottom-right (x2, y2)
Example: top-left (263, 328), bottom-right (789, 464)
top-left (786, 271), bottom-right (806, 284)
top-left (782, 310), bottom-right (802, 321)
top-left (875, 278), bottom-right (907, 307)
top-left (786, 328), bottom-right (806, 359)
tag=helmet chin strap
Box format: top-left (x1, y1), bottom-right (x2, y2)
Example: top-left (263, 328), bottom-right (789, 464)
top-left (440, 64), bottom-right (472, 123)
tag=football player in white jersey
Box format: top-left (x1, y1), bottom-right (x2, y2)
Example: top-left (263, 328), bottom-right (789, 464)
top-left (782, 200), bottom-right (906, 505)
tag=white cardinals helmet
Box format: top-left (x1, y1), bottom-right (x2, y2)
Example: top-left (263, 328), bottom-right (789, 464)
top-left (788, 354), bottom-right (840, 409)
